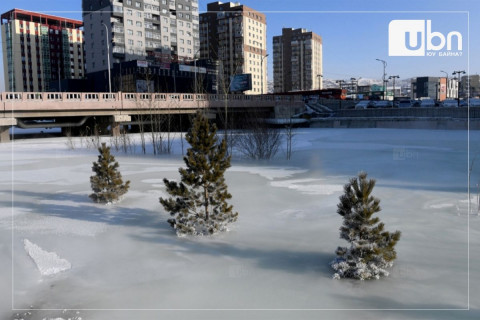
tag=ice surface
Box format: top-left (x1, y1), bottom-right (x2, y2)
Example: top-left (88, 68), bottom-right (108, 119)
top-left (23, 239), bottom-right (71, 276)
top-left (0, 129), bottom-right (479, 320)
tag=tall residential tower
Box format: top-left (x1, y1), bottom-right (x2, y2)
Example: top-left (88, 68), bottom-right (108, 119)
top-left (82, 0), bottom-right (199, 75)
top-left (1, 9), bottom-right (85, 92)
top-left (273, 28), bottom-right (322, 93)
top-left (200, 1), bottom-right (267, 94)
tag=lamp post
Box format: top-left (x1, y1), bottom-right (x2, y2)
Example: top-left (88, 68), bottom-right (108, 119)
top-left (452, 70), bottom-right (466, 107)
top-left (101, 23), bottom-right (112, 93)
top-left (388, 75), bottom-right (399, 99)
top-left (440, 70), bottom-right (449, 98)
top-left (317, 74), bottom-right (323, 90)
top-left (261, 53), bottom-right (269, 95)
top-left (376, 58), bottom-right (387, 100)
top-left (192, 49), bottom-right (201, 94)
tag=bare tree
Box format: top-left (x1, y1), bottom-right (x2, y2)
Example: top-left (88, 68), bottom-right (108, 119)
top-left (236, 110), bottom-right (282, 160)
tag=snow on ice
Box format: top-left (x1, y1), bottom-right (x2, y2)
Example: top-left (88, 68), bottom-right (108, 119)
top-left (23, 239), bottom-right (71, 276)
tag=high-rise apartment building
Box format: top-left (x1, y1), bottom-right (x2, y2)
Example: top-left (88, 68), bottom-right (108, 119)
top-left (82, 0), bottom-right (199, 75)
top-left (200, 2), bottom-right (267, 94)
top-left (273, 28), bottom-right (322, 93)
top-left (1, 9), bottom-right (85, 92)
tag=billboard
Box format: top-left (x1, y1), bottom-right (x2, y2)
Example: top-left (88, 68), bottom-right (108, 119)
top-left (137, 60), bottom-right (149, 68)
top-left (229, 74), bottom-right (252, 93)
top-left (179, 65), bottom-right (207, 74)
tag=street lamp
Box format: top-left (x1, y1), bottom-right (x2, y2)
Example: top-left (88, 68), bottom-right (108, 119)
top-left (452, 70), bottom-right (466, 107)
top-left (101, 23), bottom-right (112, 93)
top-left (376, 58), bottom-right (387, 100)
top-left (187, 31), bottom-right (200, 93)
top-left (388, 75), bottom-right (400, 99)
top-left (317, 74), bottom-right (323, 90)
top-left (261, 54), bottom-right (269, 94)
top-left (440, 70), bottom-right (449, 98)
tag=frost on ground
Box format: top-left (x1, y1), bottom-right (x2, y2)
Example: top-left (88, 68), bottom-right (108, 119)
top-left (24, 239), bottom-right (71, 276)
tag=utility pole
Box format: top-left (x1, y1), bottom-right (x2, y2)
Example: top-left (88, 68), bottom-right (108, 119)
top-left (388, 75), bottom-right (399, 99)
top-left (452, 70), bottom-right (466, 107)
top-left (317, 74), bottom-right (323, 90)
top-left (376, 58), bottom-right (387, 100)
top-left (261, 53), bottom-right (269, 94)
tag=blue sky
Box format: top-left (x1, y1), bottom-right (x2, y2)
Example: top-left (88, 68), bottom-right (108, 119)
top-left (0, 0), bottom-right (478, 91)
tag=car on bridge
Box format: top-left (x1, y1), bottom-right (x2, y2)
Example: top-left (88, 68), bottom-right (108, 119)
top-left (354, 100), bottom-right (375, 109)
top-left (397, 99), bottom-right (412, 108)
top-left (372, 101), bottom-right (394, 108)
top-left (460, 98), bottom-right (480, 107)
top-left (440, 99), bottom-right (459, 107)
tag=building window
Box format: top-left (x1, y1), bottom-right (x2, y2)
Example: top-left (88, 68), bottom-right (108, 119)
top-left (136, 1), bottom-right (141, 8)
top-left (137, 31), bottom-right (143, 37)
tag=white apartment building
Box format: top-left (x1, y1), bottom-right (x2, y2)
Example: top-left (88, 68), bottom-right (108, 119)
top-left (82, 0), bottom-right (199, 73)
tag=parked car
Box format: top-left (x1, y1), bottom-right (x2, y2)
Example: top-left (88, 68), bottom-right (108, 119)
top-left (411, 100), bottom-right (422, 107)
top-left (373, 101), bottom-right (393, 108)
top-left (419, 99), bottom-right (435, 107)
top-left (460, 98), bottom-right (480, 107)
top-left (354, 100), bottom-right (374, 109)
top-left (440, 99), bottom-right (459, 107)
top-left (397, 99), bottom-right (412, 108)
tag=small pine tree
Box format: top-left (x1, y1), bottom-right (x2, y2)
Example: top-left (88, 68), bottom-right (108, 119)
top-left (90, 143), bottom-right (130, 204)
top-left (160, 112), bottom-right (238, 236)
top-left (331, 172), bottom-right (401, 280)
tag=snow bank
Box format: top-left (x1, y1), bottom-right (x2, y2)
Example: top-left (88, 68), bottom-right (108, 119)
top-left (23, 239), bottom-right (71, 276)
top-left (270, 178), bottom-right (343, 195)
top-left (230, 166), bottom-right (306, 180)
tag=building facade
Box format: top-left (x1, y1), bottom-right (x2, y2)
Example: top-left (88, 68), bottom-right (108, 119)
top-left (411, 76), bottom-right (458, 100)
top-left (1, 9), bottom-right (85, 92)
top-left (82, 0), bottom-right (199, 78)
top-left (461, 74), bottom-right (480, 98)
top-left (273, 28), bottom-right (323, 93)
top-left (200, 1), bottom-right (267, 95)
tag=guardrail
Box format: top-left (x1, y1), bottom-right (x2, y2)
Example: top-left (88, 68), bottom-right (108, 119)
top-left (334, 107), bottom-right (480, 119)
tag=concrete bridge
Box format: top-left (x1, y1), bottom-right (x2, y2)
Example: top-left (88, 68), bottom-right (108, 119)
top-left (0, 92), bottom-right (304, 142)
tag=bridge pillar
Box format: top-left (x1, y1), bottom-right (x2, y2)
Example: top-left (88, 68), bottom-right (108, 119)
top-left (111, 115), bottom-right (131, 136)
top-left (0, 127), bottom-right (10, 143)
top-left (0, 118), bottom-right (17, 143)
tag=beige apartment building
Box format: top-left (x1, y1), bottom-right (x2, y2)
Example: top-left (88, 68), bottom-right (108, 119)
top-left (1, 9), bottom-right (85, 92)
top-left (200, 1), bottom-right (267, 94)
top-left (273, 28), bottom-right (323, 93)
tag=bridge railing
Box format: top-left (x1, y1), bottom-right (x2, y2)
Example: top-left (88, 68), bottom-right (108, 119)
top-left (0, 91), bottom-right (303, 104)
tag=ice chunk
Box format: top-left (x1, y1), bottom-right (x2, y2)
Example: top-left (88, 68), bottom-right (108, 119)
top-left (23, 239), bottom-right (71, 276)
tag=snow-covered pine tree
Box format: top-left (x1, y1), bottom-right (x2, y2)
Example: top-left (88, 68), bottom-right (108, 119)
top-left (90, 143), bottom-right (130, 204)
top-left (331, 172), bottom-right (401, 280)
top-left (160, 112), bottom-right (238, 236)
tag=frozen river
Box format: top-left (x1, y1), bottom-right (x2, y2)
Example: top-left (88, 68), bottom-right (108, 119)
top-left (0, 128), bottom-right (479, 320)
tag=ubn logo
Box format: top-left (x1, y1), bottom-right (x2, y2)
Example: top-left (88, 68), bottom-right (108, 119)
top-left (389, 20), bottom-right (462, 56)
